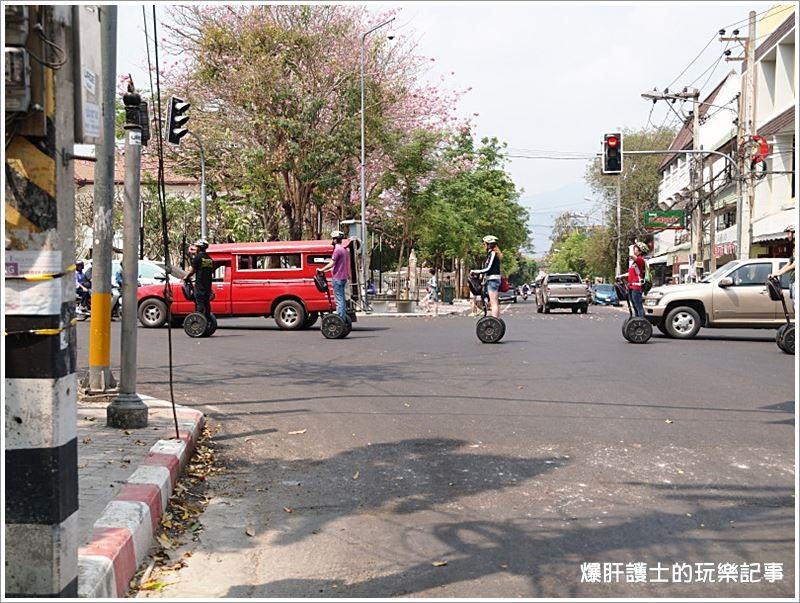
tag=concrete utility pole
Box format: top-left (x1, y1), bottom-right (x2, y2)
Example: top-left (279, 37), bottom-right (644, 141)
top-left (721, 22), bottom-right (751, 261)
top-left (107, 86), bottom-right (149, 429)
top-left (87, 4), bottom-right (118, 392)
top-left (741, 10), bottom-right (757, 260)
top-left (5, 5), bottom-right (79, 596)
top-left (691, 90), bottom-right (703, 281)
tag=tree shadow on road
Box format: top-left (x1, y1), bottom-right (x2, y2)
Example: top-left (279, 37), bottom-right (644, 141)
top-left (222, 480), bottom-right (794, 598)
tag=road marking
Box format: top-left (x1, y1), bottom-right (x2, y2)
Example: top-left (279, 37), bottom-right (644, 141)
top-left (205, 404), bottom-right (225, 415)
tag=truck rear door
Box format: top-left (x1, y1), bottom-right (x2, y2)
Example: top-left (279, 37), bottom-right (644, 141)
top-left (210, 264), bottom-right (232, 316)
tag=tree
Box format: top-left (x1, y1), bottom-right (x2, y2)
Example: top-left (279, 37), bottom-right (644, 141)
top-left (162, 5), bottom-right (462, 241)
top-left (547, 231), bottom-right (588, 275)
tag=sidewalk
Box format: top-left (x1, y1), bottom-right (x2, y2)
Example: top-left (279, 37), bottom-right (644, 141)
top-left (76, 395), bottom-right (205, 598)
top-left (364, 300), bottom-right (472, 318)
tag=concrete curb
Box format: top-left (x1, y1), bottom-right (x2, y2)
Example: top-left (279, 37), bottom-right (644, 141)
top-left (77, 399), bottom-right (205, 598)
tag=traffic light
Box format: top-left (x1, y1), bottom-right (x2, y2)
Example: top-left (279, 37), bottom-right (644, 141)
top-left (165, 96), bottom-right (190, 145)
top-left (602, 132), bottom-right (623, 174)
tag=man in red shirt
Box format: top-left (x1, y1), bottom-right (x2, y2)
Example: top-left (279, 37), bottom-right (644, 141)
top-left (627, 242), bottom-right (648, 317)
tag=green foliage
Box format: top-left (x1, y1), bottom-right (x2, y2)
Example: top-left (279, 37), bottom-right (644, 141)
top-left (547, 231), bottom-right (588, 275)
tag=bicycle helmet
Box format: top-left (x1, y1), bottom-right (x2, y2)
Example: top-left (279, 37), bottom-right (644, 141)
top-left (634, 241), bottom-right (650, 254)
top-left (786, 224), bottom-right (795, 233)
top-left (482, 235), bottom-right (499, 244)
top-left (194, 238), bottom-right (209, 248)
top-left (330, 230), bottom-right (345, 239)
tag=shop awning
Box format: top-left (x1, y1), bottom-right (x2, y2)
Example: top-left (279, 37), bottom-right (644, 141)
top-left (647, 256), bottom-right (668, 265)
top-left (752, 208), bottom-right (797, 243)
top-left (665, 242), bottom-right (690, 254)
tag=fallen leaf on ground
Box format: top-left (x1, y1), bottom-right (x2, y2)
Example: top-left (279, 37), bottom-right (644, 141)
top-left (157, 534), bottom-right (174, 550)
top-left (403, 403), bottom-right (410, 407)
top-left (283, 507), bottom-right (293, 513)
top-left (432, 561), bottom-right (448, 567)
top-left (245, 526), bottom-right (255, 537)
top-left (288, 429), bottom-right (307, 435)
top-left (84, 416), bottom-right (97, 422)
top-left (139, 580), bottom-right (170, 591)
top-left (124, 430), bottom-right (132, 436)
top-left (134, 439), bottom-right (146, 446)
top-left (676, 469), bottom-right (685, 474)
top-left (352, 471), bottom-right (359, 480)
top-left (664, 419), bottom-right (674, 424)
top-left (82, 437), bottom-right (92, 444)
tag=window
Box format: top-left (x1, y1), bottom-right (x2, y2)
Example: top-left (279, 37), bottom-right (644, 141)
top-left (728, 263), bottom-right (772, 286)
top-left (777, 262), bottom-right (792, 289)
top-left (548, 274), bottom-right (580, 284)
top-left (212, 264), bottom-right (227, 282)
top-left (716, 209), bottom-right (736, 231)
top-left (138, 263), bottom-right (163, 280)
top-left (237, 253), bottom-right (302, 270)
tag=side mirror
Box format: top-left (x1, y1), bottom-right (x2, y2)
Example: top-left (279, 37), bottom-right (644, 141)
top-left (718, 277), bottom-right (733, 288)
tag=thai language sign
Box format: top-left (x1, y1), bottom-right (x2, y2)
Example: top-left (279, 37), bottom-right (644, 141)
top-left (645, 210), bottom-right (685, 230)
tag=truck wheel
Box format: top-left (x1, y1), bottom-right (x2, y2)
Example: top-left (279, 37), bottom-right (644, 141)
top-left (571, 307), bottom-right (578, 314)
top-left (664, 306), bottom-right (702, 339)
top-left (544, 304), bottom-right (551, 314)
top-left (302, 312), bottom-right (319, 329)
top-left (274, 300), bottom-right (306, 330)
top-left (656, 323), bottom-right (670, 337)
top-left (138, 298), bottom-right (167, 328)
top-left (580, 305), bottom-right (588, 314)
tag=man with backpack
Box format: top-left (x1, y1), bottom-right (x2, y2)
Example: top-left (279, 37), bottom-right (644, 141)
top-left (627, 241), bottom-right (649, 318)
top-left (182, 238), bottom-right (214, 319)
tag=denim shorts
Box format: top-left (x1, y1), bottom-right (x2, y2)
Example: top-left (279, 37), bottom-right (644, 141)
top-left (486, 279), bottom-right (501, 293)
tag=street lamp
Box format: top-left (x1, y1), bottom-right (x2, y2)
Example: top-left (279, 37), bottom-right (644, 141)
top-left (360, 17), bottom-right (395, 306)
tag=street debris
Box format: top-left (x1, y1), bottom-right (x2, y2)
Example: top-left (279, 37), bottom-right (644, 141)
top-left (432, 561), bottom-right (448, 567)
top-left (352, 471), bottom-right (360, 480)
top-left (245, 526), bottom-right (255, 537)
top-left (288, 429), bottom-right (307, 435)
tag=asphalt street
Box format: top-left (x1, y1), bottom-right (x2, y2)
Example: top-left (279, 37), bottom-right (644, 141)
top-left (76, 302), bottom-right (795, 598)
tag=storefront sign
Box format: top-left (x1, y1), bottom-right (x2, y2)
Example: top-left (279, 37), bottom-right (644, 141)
top-left (714, 241), bottom-right (737, 258)
top-left (645, 211), bottom-right (685, 230)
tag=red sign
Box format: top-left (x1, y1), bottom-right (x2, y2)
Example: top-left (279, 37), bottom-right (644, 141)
top-left (714, 242), bottom-right (737, 258)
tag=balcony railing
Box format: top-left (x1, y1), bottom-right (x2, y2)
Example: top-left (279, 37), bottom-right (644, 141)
top-left (658, 163), bottom-right (691, 209)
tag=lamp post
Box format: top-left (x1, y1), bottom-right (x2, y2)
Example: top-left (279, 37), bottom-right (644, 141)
top-left (360, 17), bottom-right (395, 305)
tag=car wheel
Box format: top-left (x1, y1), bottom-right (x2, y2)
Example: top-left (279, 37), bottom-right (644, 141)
top-left (138, 298), bottom-right (167, 328)
top-left (536, 302), bottom-right (543, 313)
top-left (571, 307), bottom-right (578, 314)
top-left (580, 305), bottom-right (588, 314)
top-left (274, 300), bottom-right (306, 330)
top-left (544, 305), bottom-right (551, 314)
top-left (665, 306), bottom-right (702, 339)
top-left (303, 312), bottom-right (319, 329)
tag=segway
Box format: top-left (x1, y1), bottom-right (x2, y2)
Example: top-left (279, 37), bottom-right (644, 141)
top-left (767, 276), bottom-right (794, 355)
top-left (468, 274), bottom-right (505, 344)
top-left (181, 280), bottom-right (217, 338)
top-left (314, 272), bottom-right (351, 339)
top-left (615, 280), bottom-right (652, 344)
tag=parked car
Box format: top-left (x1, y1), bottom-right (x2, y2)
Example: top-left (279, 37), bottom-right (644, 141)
top-left (136, 239), bottom-right (359, 329)
top-left (535, 272), bottom-right (590, 314)
top-left (499, 288), bottom-right (517, 304)
top-left (591, 283), bottom-right (620, 306)
top-left (84, 259), bottom-right (179, 288)
top-left (643, 258), bottom-right (794, 339)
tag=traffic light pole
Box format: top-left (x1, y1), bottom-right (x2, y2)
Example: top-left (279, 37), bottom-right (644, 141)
top-left (616, 176), bottom-right (622, 276)
top-left (186, 131), bottom-right (207, 240)
top-left (107, 87), bottom-right (148, 429)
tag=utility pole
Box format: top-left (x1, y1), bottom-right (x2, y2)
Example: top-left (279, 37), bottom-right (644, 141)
top-left (721, 15), bottom-right (754, 260)
top-left (107, 85), bottom-right (149, 429)
top-left (187, 130), bottom-right (207, 239)
top-left (616, 177), bottom-right (622, 276)
top-left (87, 5), bottom-right (118, 393)
top-left (5, 5), bottom-right (79, 596)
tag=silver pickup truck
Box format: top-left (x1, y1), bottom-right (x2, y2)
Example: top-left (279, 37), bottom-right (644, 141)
top-left (535, 272), bottom-right (590, 314)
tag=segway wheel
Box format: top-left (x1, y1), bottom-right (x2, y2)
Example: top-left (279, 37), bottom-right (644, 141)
top-left (476, 316), bottom-right (504, 343)
top-left (321, 314), bottom-right (346, 339)
top-left (341, 316), bottom-right (353, 338)
top-left (622, 316), bottom-right (652, 344)
top-left (202, 314), bottom-right (218, 337)
top-left (780, 324), bottom-right (794, 355)
top-left (776, 324), bottom-right (789, 346)
top-left (498, 318), bottom-right (506, 341)
top-left (183, 312), bottom-right (208, 338)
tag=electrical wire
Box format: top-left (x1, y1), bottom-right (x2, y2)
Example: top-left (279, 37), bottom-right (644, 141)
top-left (149, 6), bottom-right (180, 441)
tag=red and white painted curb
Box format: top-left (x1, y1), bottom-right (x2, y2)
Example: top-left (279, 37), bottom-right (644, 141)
top-left (77, 399), bottom-right (205, 598)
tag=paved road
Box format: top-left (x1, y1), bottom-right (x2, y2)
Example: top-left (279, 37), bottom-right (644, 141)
top-left (77, 303), bottom-right (795, 598)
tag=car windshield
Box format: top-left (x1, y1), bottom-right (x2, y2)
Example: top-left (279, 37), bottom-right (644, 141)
top-left (594, 284), bottom-right (613, 293)
top-left (700, 261), bottom-right (740, 283)
top-left (549, 275), bottom-right (580, 284)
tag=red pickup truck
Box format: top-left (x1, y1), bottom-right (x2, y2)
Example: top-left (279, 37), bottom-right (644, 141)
top-left (136, 239), bottom-right (359, 330)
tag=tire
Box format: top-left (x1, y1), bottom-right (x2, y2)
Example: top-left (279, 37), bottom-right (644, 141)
top-left (201, 314), bottom-right (218, 337)
top-left (536, 303), bottom-right (543, 314)
top-left (622, 316), bottom-right (652, 343)
top-left (321, 314), bottom-right (346, 339)
top-left (476, 316), bottom-right (504, 343)
top-left (664, 306), bottom-right (702, 339)
top-left (544, 304), bottom-right (551, 314)
top-left (138, 298), bottom-right (168, 328)
top-left (341, 316), bottom-right (353, 338)
top-left (580, 305), bottom-right (588, 314)
top-left (656, 322), bottom-right (670, 337)
top-left (780, 325), bottom-right (794, 355)
top-left (274, 300), bottom-right (306, 330)
top-left (183, 312), bottom-right (208, 338)
top-left (776, 324), bottom-right (789, 346)
top-left (302, 312), bottom-right (319, 329)
top-left (571, 307), bottom-right (578, 314)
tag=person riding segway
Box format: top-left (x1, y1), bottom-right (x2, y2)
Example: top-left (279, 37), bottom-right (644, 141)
top-left (470, 235), bottom-right (506, 343)
top-left (769, 224), bottom-right (795, 354)
top-left (618, 241), bottom-right (652, 344)
top-left (181, 238), bottom-right (217, 337)
top-left (316, 230), bottom-right (352, 339)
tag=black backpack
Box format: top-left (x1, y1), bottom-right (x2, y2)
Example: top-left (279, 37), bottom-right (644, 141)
top-left (182, 280), bottom-right (195, 301)
top-left (467, 274), bottom-right (482, 296)
top-left (313, 272), bottom-right (328, 293)
top-left (766, 276), bottom-right (783, 301)
top-left (614, 280), bottom-right (629, 301)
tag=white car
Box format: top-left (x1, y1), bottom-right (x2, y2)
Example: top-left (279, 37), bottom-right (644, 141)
top-left (83, 259), bottom-right (180, 287)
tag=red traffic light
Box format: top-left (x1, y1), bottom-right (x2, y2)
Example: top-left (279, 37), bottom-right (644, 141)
top-left (607, 136), bottom-right (618, 148)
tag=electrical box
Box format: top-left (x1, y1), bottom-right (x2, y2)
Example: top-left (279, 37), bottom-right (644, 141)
top-left (5, 5), bottom-right (29, 46)
top-left (4, 48), bottom-right (31, 112)
top-left (72, 5), bottom-right (103, 144)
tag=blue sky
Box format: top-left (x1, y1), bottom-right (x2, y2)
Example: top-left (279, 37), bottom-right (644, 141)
top-left (116, 2), bottom-right (776, 253)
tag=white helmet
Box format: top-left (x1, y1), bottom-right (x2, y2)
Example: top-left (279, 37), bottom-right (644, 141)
top-left (482, 235), bottom-right (498, 244)
top-left (194, 238), bottom-right (209, 248)
top-left (330, 230), bottom-right (345, 239)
